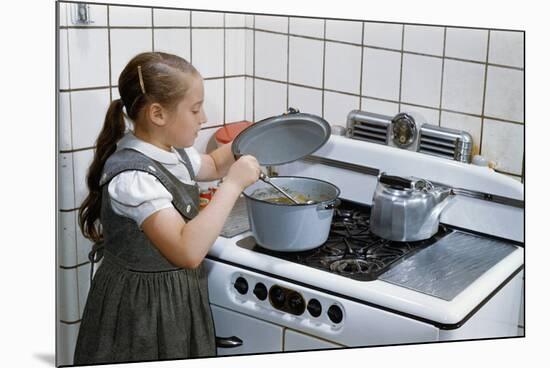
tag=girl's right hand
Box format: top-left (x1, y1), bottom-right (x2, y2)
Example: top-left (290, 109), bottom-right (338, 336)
top-left (224, 155), bottom-right (261, 191)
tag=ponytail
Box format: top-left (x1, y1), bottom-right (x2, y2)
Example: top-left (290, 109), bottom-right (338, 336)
top-left (78, 99), bottom-right (125, 242)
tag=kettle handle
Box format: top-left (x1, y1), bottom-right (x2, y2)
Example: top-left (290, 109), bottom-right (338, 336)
top-left (379, 173), bottom-right (413, 189)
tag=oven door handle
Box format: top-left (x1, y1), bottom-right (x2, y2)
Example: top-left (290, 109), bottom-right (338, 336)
top-left (215, 336), bottom-right (243, 348)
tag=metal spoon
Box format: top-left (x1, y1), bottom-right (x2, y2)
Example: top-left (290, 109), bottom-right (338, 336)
top-left (259, 172), bottom-right (314, 205)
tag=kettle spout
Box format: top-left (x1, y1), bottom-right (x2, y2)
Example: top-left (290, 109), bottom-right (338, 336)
top-left (431, 187), bottom-right (454, 218)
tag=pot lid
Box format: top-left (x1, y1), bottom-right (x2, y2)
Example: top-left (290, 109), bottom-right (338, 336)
top-left (231, 108), bottom-right (331, 166)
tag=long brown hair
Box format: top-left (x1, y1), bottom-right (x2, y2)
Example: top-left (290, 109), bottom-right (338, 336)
top-left (78, 52), bottom-right (199, 242)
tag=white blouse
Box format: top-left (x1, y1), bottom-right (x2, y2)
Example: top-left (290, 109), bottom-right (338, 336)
top-left (108, 133), bottom-right (202, 227)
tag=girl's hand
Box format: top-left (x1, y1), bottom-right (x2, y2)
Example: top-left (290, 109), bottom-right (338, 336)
top-left (224, 155), bottom-right (260, 191)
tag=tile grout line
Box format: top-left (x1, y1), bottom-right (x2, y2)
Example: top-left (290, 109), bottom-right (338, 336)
top-left (438, 27), bottom-right (447, 127)
top-left (398, 24), bottom-right (405, 112)
top-left (359, 22), bottom-right (365, 111)
top-left (479, 30), bottom-right (491, 157)
top-left (321, 19), bottom-right (326, 119)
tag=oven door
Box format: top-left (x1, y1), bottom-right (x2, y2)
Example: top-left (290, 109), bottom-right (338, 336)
top-left (211, 305), bottom-right (284, 356)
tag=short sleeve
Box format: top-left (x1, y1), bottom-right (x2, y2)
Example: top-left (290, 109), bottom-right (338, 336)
top-left (184, 146), bottom-right (202, 177)
top-left (108, 170), bottom-right (174, 227)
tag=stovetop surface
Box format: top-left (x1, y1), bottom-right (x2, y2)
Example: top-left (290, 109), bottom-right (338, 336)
top-left (236, 199), bottom-right (452, 281)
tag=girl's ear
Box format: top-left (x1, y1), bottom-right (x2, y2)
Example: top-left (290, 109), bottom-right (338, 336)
top-left (148, 102), bottom-right (167, 127)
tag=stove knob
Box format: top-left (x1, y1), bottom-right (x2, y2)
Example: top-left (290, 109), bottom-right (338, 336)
top-left (253, 283), bottom-right (268, 300)
top-left (327, 305), bottom-right (343, 324)
top-left (233, 277), bottom-right (248, 295)
top-left (269, 286), bottom-right (286, 308)
top-left (288, 292), bottom-right (305, 315)
top-left (307, 298), bottom-right (322, 317)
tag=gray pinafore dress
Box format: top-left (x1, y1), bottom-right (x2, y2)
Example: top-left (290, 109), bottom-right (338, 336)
top-left (73, 148), bottom-right (216, 365)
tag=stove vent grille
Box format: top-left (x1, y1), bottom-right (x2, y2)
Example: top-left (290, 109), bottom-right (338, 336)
top-left (418, 124), bottom-right (473, 163)
top-left (347, 110), bottom-right (390, 144)
top-left (346, 110), bottom-right (473, 163)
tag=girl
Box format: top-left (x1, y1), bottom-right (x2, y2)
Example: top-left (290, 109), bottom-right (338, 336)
top-left (73, 52), bottom-right (260, 365)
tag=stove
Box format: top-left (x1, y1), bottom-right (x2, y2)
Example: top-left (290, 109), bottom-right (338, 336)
top-left (205, 131), bottom-right (524, 356)
top-left (237, 199), bottom-right (451, 281)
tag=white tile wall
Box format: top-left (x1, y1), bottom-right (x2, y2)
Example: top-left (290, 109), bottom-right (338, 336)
top-left (445, 27), bottom-right (488, 62)
top-left (195, 127), bottom-right (218, 154)
top-left (203, 79), bottom-right (224, 127)
top-left (362, 48), bottom-right (401, 100)
top-left (363, 22), bottom-right (403, 50)
top-left (153, 8), bottom-right (190, 27)
top-left (59, 153), bottom-right (75, 210)
top-left (289, 36), bottom-right (324, 88)
top-left (401, 53), bottom-right (442, 108)
top-left (58, 211), bottom-right (77, 267)
top-left (68, 29), bottom-right (110, 89)
top-left (484, 66), bottom-right (524, 122)
top-left (324, 42), bottom-right (362, 94)
top-left (288, 85), bottom-right (323, 117)
top-left (245, 14), bottom-right (254, 28)
top-left (153, 29), bottom-right (190, 60)
top-left (404, 25), bottom-right (445, 56)
top-left (226, 77), bottom-right (246, 122)
top-left (361, 98), bottom-right (399, 116)
top-left (489, 31), bottom-right (524, 68)
top-left (441, 59), bottom-right (485, 115)
top-left (59, 92), bottom-right (72, 151)
top-left (225, 13), bottom-right (246, 27)
top-left (109, 5), bottom-right (151, 27)
top-left (58, 2), bottom-right (68, 27)
top-left (245, 77), bottom-right (253, 121)
top-left (226, 29), bottom-right (246, 75)
top-left (192, 29), bottom-right (224, 78)
top-left (481, 119), bottom-right (524, 175)
top-left (289, 17), bottom-right (324, 38)
top-left (245, 30), bottom-right (254, 75)
top-left (325, 20), bottom-right (362, 44)
top-left (58, 268), bottom-right (80, 322)
top-left (324, 91), bottom-right (360, 126)
top-left (254, 15), bottom-right (288, 33)
top-left (110, 29), bottom-right (153, 84)
top-left (254, 31), bottom-right (288, 81)
top-left (254, 79), bottom-right (287, 121)
top-left (71, 89), bottom-right (110, 149)
top-left (66, 3), bottom-right (108, 27)
top-left (440, 111), bottom-right (482, 155)
top-left (72, 149), bottom-right (94, 209)
top-left (59, 29), bottom-right (70, 90)
top-left (192, 11), bottom-right (224, 27)
top-left (56, 322), bottom-right (79, 366)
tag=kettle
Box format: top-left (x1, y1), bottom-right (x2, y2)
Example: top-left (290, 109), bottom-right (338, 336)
top-left (370, 173), bottom-right (454, 242)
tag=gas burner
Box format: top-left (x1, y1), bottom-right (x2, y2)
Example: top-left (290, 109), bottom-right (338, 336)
top-left (329, 258), bottom-right (385, 275)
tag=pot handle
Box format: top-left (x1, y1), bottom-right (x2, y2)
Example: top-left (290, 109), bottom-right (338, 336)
top-left (317, 198), bottom-right (341, 211)
top-left (379, 173), bottom-right (413, 189)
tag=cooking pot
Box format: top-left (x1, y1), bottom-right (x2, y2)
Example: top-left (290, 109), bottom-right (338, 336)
top-left (232, 108), bottom-right (340, 251)
top-left (370, 173), bottom-right (455, 242)
top-left (243, 176), bottom-right (340, 252)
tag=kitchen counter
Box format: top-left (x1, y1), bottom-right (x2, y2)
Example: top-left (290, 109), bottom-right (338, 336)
top-left (207, 229), bottom-right (524, 326)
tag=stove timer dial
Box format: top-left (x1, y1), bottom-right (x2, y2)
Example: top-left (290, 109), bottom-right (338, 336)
top-left (391, 113), bottom-right (417, 148)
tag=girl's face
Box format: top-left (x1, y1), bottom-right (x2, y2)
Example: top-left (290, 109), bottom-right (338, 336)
top-left (164, 74), bottom-right (207, 148)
